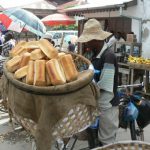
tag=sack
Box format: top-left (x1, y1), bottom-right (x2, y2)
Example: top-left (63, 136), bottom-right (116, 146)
top-left (136, 99), bottom-right (150, 129)
top-left (124, 102), bottom-right (139, 121)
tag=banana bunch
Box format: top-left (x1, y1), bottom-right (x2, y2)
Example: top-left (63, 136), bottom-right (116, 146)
top-left (128, 55), bottom-right (150, 64)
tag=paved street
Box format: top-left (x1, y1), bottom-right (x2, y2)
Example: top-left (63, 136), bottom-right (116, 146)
top-left (0, 110), bottom-right (150, 150)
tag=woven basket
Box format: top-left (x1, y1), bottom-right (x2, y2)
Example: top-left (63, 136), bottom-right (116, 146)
top-left (3, 51), bottom-right (94, 95)
top-left (93, 141), bottom-right (150, 150)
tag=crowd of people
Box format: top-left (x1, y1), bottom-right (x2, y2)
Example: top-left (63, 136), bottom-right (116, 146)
top-left (0, 31), bottom-right (16, 57)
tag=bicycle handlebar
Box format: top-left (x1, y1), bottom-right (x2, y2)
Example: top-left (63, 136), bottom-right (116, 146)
top-left (118, 82), bottom-right (144, 89)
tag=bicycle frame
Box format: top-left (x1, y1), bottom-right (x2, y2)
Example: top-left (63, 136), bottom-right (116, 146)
top-left (118, 83), bottom-right (145, 141)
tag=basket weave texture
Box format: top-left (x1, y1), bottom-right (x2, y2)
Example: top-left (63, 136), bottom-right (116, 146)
top-left (93, 141), bottom-right (150, 150)
top-left (2, 52), bottom-right (100, 150)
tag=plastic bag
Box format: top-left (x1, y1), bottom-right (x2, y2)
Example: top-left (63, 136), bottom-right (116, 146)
top-left (124, 102), bottom-right (139, 121)
top-left (136, 99), bottom-right (150, 129)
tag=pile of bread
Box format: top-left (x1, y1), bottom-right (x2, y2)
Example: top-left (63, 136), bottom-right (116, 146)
top-left (6, 39), bottom-right (78, 86)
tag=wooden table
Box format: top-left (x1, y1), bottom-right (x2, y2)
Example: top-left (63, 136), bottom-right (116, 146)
top-left (128, 63), bottom-right (150, 93)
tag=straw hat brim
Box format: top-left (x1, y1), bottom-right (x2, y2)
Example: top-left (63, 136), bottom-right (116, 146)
top-left (77, 30), bottom-right (112, 43)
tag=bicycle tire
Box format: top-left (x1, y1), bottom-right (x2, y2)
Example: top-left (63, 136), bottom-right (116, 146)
top-left (129, 120), bottom-right (137, 140)
top-left (129, 120), bottom-right (145, 141)
top-left (135, 127), bottom-right (144, 141)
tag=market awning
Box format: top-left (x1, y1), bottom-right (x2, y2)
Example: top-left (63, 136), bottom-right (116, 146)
top-left (22, 0), bottom-right (56, 10)
top-left (0, 0), bottom-right (44, 9)
top-left (65, 0), bottom-right (137, 16)
top-left (57, 1), bottom-right (77, 12)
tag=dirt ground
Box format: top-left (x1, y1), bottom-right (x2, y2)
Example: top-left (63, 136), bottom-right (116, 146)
top-left (1, 108), bottom-right (150, 150)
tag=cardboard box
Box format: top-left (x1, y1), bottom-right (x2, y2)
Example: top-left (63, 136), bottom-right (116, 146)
top-left (126, 34), bottom-right (137, 42)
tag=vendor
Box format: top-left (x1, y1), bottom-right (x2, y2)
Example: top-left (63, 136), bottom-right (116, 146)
top-left (1, 32), bottom-right (16, 57)
top-left (77, 18), bottom-right (119, 148)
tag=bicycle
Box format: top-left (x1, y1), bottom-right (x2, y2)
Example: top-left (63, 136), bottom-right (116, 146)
top-left (118, 83), bottom-right (150, 141)
top-left (54, 83), bottom-right (150, 150)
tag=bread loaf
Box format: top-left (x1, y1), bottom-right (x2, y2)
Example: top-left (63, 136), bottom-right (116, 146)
top-left (10, 41), bottom-right (26, 57)
top-left (46, 59), bottom-right (66, 85)
top-left (24, 41), bottom-right (39, 51)
top-left (57, 52), bottom-right (66, 58)
top-left (34, 60), bottom-right (46, 86)
top-left (30, 49), bottom-right (45, 60)
top-left (59, 54), bottom-right (78, 82)
top-left (26, 60), bottom-right (34, 85)
top-left (6, 55), bottom-right (22, 72)
top-left (39, 39), bottom-right (58, 59)
top-left (20, 52), bottom-right (31, 68)
top-left (46, 72), bottom-right (51, 86)
top-left (14, 66), bottom-right (28, 79)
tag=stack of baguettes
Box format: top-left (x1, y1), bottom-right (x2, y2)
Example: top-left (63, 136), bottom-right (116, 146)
top-left (6, 39), bottom-right (79, 86)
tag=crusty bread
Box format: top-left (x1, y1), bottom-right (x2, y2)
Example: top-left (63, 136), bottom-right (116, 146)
top-left (14, 66), bottom-right (28, 79)
top-left (57, 52), bottom-right (66, 59)
top-left (26, 60), bottom-right (34, 85)
top-left (20, 52), bottom-right (31, 68)
top-left (24, 41), bottom-right (39, 51)
top-left (30, 49), bottom-right (45, 60)
top-left (10, 41), bottom-right (26, 57)
top-left (34, 60), bottom-right (46, 86)
top-left (45, 72), bottom-right (51, 86)
top-left (6, 55), bottom-right (22, 72)
top-left (59, 54), bottom-right (78, 82)
top-left (46, 59), bottom-right (66, 85)
top-left (39, 39), bottom-right (58, 59)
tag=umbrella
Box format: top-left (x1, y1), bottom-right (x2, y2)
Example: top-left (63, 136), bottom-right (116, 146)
top-left (0, 13), bottom-right (12, 29)
top-left (2, 8), bottom-right (46, 36)
top-left (0, 23), bottom-right (7, 32)
top-left (41, 13), bottom-right (75, 26)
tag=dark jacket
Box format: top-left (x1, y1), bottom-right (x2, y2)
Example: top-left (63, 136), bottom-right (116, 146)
top-left (91, 47), bottom-right (119, 106)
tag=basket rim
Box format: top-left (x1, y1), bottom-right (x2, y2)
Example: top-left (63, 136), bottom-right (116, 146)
top-left (93, 140), bottom-right (150, 150)
top-left (3, 53), bottom-right (94, 95)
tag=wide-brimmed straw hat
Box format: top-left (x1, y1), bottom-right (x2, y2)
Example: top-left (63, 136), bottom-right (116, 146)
top-left (77, 19), bottom-right (112, 43)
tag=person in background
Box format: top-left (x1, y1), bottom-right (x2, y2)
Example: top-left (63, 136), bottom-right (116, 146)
top-left (1, 32), bottom-right (16, 57)
top-left (77, 19), bottom-right (119, 148)
top-left (42, 32), bottom-right (55, 46)
top-left (68, 41), bottom-right (75, 52)
top-left (0, 31), bottom-right (3, 52)
top-left (106, 31), bottom-right (117, 47)
top-left (115, 32), bottom-right (125, 52)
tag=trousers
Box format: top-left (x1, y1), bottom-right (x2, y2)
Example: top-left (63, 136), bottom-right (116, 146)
top-left (98, 106), bottom-right (119, 145)
top-left (98, 90), bottom-right (119, 145)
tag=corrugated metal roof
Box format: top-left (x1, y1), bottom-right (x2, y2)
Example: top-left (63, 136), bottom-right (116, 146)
top-left (65, 0), bottom-right (134, 12)
top-left (0, 0), bottom-right (56, 10)
top-left (22, 1), bottom-right (56, 10)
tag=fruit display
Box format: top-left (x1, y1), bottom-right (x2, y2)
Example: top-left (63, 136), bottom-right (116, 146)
top-left (128, 55), bottom-right (150, 64)
top-left (6, 39), bottom-right (79, 86)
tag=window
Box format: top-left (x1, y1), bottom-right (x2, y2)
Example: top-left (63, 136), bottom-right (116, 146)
top-left (53, 33), bottom-right (62, 39)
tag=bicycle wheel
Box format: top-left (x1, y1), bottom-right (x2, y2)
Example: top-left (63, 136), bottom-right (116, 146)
top-left (136, 127), bottom-right (144, 141)
top-left (129, 120), bottom-right (137, 140)
top-left (129, 120), bottom-right (144, 141)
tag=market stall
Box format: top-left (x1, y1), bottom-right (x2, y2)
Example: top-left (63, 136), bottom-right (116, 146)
top-left (128, 62), bottom-right (150, 94)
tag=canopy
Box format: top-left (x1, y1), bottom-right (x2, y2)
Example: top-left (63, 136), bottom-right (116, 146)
top-left (41, 13), bottom-right (75, 26)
